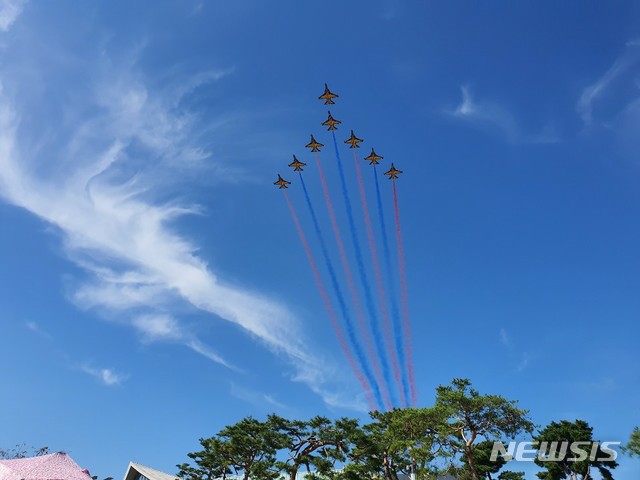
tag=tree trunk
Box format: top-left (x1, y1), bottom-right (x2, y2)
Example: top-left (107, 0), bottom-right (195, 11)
top-left (465, 448), bottom-right (480, 480)
top-left (382, 457), bottom-right (393, 480)
top-left (289, 462), bottom-right (299, 480)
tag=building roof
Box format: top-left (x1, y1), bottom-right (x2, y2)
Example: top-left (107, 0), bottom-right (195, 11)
top-left (0, 452), bottom-right (92, 480)
top-left (123, 463), bottom-right (179, 480)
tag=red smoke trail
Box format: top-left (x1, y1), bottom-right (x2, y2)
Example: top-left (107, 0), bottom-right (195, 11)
top-left (315, 154), bottom-right (392, 410)
top-left (392, 181), bottom-right (416, 405)
top-left (284, 191), bottom-right (377, 411)
top-left (331, 132), bottom-right (395, 410)
top-left (353, 151), bottom-right (406, 407)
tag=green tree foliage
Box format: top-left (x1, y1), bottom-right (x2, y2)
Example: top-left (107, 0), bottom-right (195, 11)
top-left (219, 415), bottom-right (290, 480)
top-left (454, 440), bottom-right (525, 480)
top-left (178, 416), bottom-right (289, 480)
top-left (533, 419), bottom-right (617, 480)
top-left (177, 438), bottom-right (234, 480)
top-left (342, 408), bottom-right (441, 480)
top-left (497, 471), bottom-right (526, 480)
top-left (177, 379), bottom-right (631, 480)
top-left (433, 378), bottom-right (535, 480)
top-left (622, 426), bottom-right (640, 459)
top-left (454, 440), bottom-right (504, 479)
top-left (275, 416), bottom-right (358, 480)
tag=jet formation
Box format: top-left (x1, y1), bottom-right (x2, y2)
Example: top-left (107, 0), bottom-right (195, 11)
top-left (319, 83), bottom-right (339, 105)
top-left (306, 134), bottom-right (324, 152)
top-left (289, 155), bottom-right (306, 172)
top-left (274, 174), bottom-right (291, 189)
top-left (322, 111), bottom-right (341, 131)
top-left (274, 83), bottom-right (414, 412)
top-left (384, 163), bottom-right (402, 180)
top-left (344, 130), bottom-right (363, 149)
top-left (365, 148), bottom-right (383, 165)
top-left (274, 83), bottom-right (403, 189)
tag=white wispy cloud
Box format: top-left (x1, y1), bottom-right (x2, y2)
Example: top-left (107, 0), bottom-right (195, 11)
top-left (80, 365), bottom-right (128, 386)
top-left (577, 41), bottom-right (640, 126)
top-left (0, 45), bottom-right (359, 408)
top-left (188, 338), bottom-right (239, 372)
top-left (576, 40), bottom-right (640, 161)
top-left (447, 85), bottom-right (559, 144)
top-left (25, 321), bottom-right (51, 338)
top-left (516, 352), bottom-right (530, 373)
top-left (132, 313), bottom-right (183, 342)
top-left (0, 0), bottom-right (26, 32)
top-left (499, 327), bottom-right (530, 373)
top-left (229, 382), bottom-right (288, 410)
top-left (499, 328), bottom-right (511, 348)
top-left (577, 63), bottom-right (625, 127)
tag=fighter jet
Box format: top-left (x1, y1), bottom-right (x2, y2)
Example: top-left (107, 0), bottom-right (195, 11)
top-left (322, 111), bottom-right (342, 131)
top-left (364, 148), bottom-right (383, 165)
top-left (305, 134), bottom-right (324, 152)
top-left (288, 155), bottom-right (306, 172)
top-left (274, 174), bottom-right (291, 189)
top-left (344, 130), bottom-right (363, 149)
top-left (319, 83), bottom-right (338, 105)
top-left (384, 163), bottom-right (402, 180)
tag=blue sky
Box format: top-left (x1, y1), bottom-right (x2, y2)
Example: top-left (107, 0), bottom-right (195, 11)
top-left (0, 0), bottom-right (639, 478)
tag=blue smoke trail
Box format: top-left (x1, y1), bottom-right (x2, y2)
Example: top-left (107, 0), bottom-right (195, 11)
top-left (331, 132), bottom-right (396, 406)
top-left (299, 173), bottom-right (383, 409)
top-left (374, 165), bottom-right (410, 405)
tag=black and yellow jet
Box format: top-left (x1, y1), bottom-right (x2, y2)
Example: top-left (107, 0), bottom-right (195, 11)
top-left (305, 134), bottom-right (324, 152)
top-left (344, 130), bottom-right (364, 149)
top-left (365, 148), bottom-right (383, 165)
top-left (319, 83), bottom-right (338, 105)
top-left (322, 111), bottom-right (341, 131)
top-left (384, 163), bottom-right (402, 180)
top-left (274, 174), bottom-right (291, 189)
top-left (288, 155), bottom-right (306, 172)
